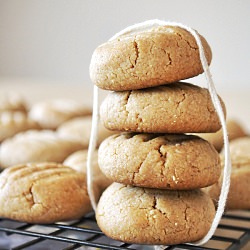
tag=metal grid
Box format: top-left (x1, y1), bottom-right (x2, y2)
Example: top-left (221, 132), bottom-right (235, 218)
top-left (0, 210), bottom-right (249, 250)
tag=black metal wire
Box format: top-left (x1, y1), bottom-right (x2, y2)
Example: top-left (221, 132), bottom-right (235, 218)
top-left (0, 210), bottom-right (249, 250)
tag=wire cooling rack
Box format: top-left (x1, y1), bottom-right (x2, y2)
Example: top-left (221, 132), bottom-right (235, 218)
top-left (0, 210), bottom-right (249, 250)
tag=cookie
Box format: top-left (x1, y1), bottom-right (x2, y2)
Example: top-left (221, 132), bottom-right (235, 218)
top-left (0, 111), bottom-right (40, 142)
top-left (0, 130), bottom-right (83, 168)
top-left (63, 149), bottom-right (112, 199)
top-left (0, 162), bottom-right (91, 223)
top-left (0, 93), bottom-right (28, 113)
top-left (29, 99), bottom-right (92, 129)
top-left (98, 133), bottom-right (220, 189)
top-left (96, 183), bottom-right (215, 245)
top-left (100, 82), bottom-right (226, 133)
top-left (90, 25), bottom-right (212, 91)
top-left (204, 137), bottom-right (250, 209)
top-left (57, 116), bottom-right (117, 148)
top-left (194, 119), bottom-right (247, 152)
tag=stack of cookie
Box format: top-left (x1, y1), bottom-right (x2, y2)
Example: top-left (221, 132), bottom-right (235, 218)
top-left (90, 25), bottom-right (226, 245)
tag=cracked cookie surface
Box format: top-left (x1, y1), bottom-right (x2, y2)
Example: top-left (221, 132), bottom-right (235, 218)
top-left (98, 133), bottom-right (221, 189)
top-left (0, 162), bottom-right (92, 223)
top-left (90, 25), bottom-right (212, 91)
top-left (100, 82), bottom-right (226, 133)
top-left (96, 183), bottom-right (215, 245)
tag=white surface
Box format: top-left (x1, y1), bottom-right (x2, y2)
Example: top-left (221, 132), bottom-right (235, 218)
top-left (0, 0), bottom-right (250, 92)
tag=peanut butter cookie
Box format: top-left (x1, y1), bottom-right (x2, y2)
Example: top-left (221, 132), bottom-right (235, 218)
top-left (100, 82), bottom-right (226, 133)
top-left (0, 162), bottom-right (91, 223)
top-left (98, 133), bottom-right (221, 189)
top-left (90, 25), bottom-right (212, 91)
top-left (96, 183), bottom-right (215, 245)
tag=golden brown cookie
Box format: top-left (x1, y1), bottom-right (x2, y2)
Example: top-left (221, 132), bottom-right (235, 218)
top-left (0, 93), bottom-right (28, 113)
top-left (203, 137), bottom-right (250, 209)
top-left (194, 119), bottom-right (247, 152)
top-left (63, 149), bottom-right (112, 199)
top-left (0, 130), bottom-right (83, 168)
top-left (29, 99), bottom-right (92, 129)
top-left (100, 82), bottom-right (226, 133)
top-left (0, 162), bottom-right (92, 223)
top-left (57, 116), bottom-right (117, 148)
top-left (90, 25), bottom-right (212, 91)
top-left (96, 183), bottom-right (215, 245)
top-left (0, 111), bottom-right (40, 142)
top-left (98, 133), bottom-right (221, 189)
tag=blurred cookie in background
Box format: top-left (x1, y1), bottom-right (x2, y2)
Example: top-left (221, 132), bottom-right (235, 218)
top-left (203, 136), bottom-right (250, 209)
top-left (0, 93), bottom-right (28, 113)
top-left (64, 149), bottom-right (112, 200)
top-left (0, 130), bottom-right (83, 169)
top-left (57, 116), bottom-right (117, 148)
top-left (0, 111), bottom-right (40, 142)
top-left (193, 119), bottom-right (247, 152)
top-left (29, 99), bottom-right (92, 129)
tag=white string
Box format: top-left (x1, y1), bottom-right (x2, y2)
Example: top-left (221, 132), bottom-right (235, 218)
top-left (87, 85), bottom-right (99, 211)
top-left (87, 19), bottom-right (231, 246)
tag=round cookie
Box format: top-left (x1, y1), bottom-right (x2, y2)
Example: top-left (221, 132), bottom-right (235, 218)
top-left (98, 133), bottom-right (221, 189)
top-left (63, 149), bottom-right (112, 199)
top-left (90, 25), bottom-right (212, 91)
top-left (0, 162), bottom-right (92, 223)
top-left (57, 116), bottom-right (117, 148)
top-left (194, 119), bottom-right (247, 152)
top-left (0, 130), bottom-right (83, 168)
top-left (96, 183), bottom-right (215, 245)
top-left (0, 111), bottom-right (40, 142)
top-left (29, 99), bottom-right (92, 129)
top-left (100, 82), bottom-right (226, 133)
top-left (204, 136), bottom-right (250, 209)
